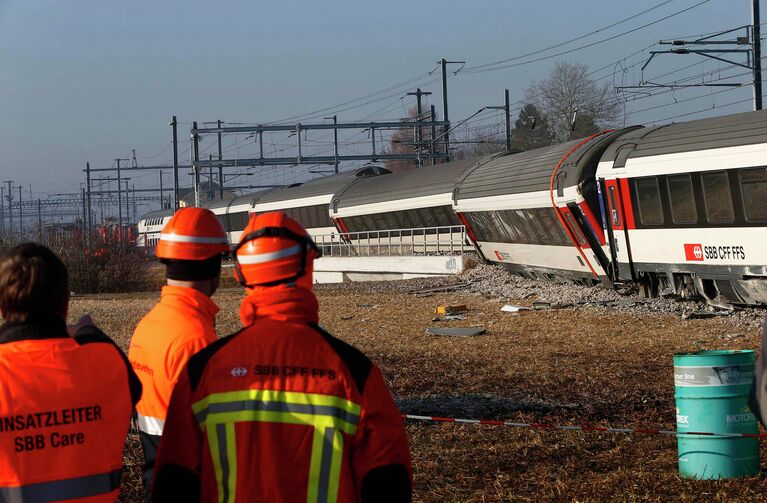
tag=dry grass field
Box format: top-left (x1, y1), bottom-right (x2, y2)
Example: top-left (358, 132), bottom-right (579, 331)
top-left (69, 283), bottom-right (767, 502)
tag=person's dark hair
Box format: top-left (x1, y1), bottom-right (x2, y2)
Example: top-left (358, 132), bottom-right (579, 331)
top-left (161, 255), bottom-right (222, 281)
top-left (0, 243), bottom-right (69, 322)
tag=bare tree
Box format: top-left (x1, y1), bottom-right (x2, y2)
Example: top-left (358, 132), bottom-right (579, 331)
top-left (384, 106), bottom-right (444, 171)
top-left (453, 126), bottom-right (506, 160)
top-left (524, 62), bottom-right (619, 143)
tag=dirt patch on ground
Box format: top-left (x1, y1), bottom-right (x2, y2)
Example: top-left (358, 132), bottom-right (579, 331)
top-left (70, 283), bottom-right (767, 502)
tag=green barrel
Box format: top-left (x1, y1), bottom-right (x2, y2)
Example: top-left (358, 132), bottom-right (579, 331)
top-left (673, 350), bottom-right (759, 479)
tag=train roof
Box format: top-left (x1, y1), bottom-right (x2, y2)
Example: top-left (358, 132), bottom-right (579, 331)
top-left (138, 208), bottom-right (174, 221)
top-left (331, 157), bottom-right (496, 211)
top-left (602, 109), bottom-right (767, 166)
top-left (255, 166), bottom-right (390, 207)
top-left (453, 130), bottom-right (631, 202)
top-left (205, 188), bottom-right (277, 210)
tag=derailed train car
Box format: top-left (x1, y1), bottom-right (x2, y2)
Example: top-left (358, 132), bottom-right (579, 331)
top-left (137, 109), bottom-right (767, 305)
top-left (596, 111), bottom-right (767, 305)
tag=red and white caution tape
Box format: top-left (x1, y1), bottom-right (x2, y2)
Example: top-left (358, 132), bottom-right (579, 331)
top-left (402, 414), bottom-right (767, 438)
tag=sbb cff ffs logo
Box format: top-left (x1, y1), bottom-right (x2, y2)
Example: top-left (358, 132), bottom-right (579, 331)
top-left (684, 244), bottom-right (704, 262)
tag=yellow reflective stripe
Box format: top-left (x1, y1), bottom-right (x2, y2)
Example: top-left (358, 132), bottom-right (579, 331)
top-left (192, 389), bottom-right (361, 416)
top-left (224, 422), bottom-right (238, 503)
top-left (327, 429), bottom-right (344, 503)
top-left (199, 409), bottom-right (357, 436)
top-left (207, 423), bottom-right (227, 503)
top-left (194, 390), bottom-right (360, 503)
top-left (306, 426), bottom-right (326, 503)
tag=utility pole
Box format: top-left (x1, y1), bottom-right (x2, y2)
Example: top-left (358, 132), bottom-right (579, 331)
top-left (81, 188), bottom-right (87, 229)
top-left (5, 182), bottom-right (13, 236)
top-left (171, 116), bottom-right (180, 210)
top-left (85, 162), bottom-right (92, 234)
top-left (208, 154), bottom-right (214, 202)
top-left (332, 115), bottom-right (339, 174)
top-left (430, 105), bottom-right (437, 166)
top-left (125, 180), bottom-right (131, 225)
top-left (217, 119), bottom-right (224, 198)
top-left (115, 158), bottom-right (127, 230)
top-left (18, 185), bottom-right (22, 237)
top-left (487, 89), bottom-right (512, 151)
top-left (754, 0), bottom-right (763, 110)
top-left (159, 171), bottom-right (164, 209)
top-left (439, 59), bottom-right (465, 162)
top-left (406, 88), bottom-right (432, 167)
top-left (0, 186), bottom-right (5, 237)
top-left (192, 121), bottom-right (201, 207)
top-left (37, 199), bottom-right (42, 240)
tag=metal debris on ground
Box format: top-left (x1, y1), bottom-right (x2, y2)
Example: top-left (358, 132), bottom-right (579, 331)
top-left (407, 282), bottom-right (472, 295)
top-left (532, 301), bottom-right (552, 310)
top-left (501, 304), bottom-right (530, 313)
top-left (682, 310), bottom-right (731, 320)
top-left (435, 304), bottom-right (468, 315)
top-left (340, 315), bottom-right (355, 320)
top-left (356, 303), bottom-right (378, 308)
top-left (425, 326), bottom-right (486, 337)
top-left (431, 315), bottom-right (467, 322)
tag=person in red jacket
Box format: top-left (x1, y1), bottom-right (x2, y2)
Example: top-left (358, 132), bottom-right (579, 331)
top-left (153, 212), bottom-right (412, 503)
top-left (128, 207), bottom-right (230, 498)
top-left (0, 243), bottom-right (141, 502)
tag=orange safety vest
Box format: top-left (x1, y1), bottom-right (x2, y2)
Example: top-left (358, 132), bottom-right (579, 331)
top-left (0, 318), bottom-right (140, 502)
top-left (129, 285), bottom-right (219, 436)
top-left (153, 286), bottom-right (412, 503)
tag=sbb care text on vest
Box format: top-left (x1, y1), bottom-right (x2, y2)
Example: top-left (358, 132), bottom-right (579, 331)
top-left (0, 406), bottom-right (102, 452)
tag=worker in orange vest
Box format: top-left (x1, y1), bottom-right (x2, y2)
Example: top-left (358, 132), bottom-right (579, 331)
top-left (128, 207), bottom-right (230, 498)
top-left (153, 212), bottom-right (412, 502)
top-left (0, 243), bottom-right (141, 502)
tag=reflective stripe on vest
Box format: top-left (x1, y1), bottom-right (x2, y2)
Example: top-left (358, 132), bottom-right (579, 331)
top-left (192, 390), bottom-right (361, 503)
top-left (137, 413), bottom-right (165, 436)
top-left (0, 468), bottom-right (121, 503)
top-left (159, 233), bottom-right (228, 245)
top-left (235, 244), bottom-right (302, 265)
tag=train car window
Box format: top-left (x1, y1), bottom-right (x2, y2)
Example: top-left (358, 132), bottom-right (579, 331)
top-left (700, 171), bottom-right (735, 223)
top-left (496, 211), bottom-right (520, 242)
top-left (739, 167), bottom-right (767, 222)
top-left (488, 211), bottom-right (511, 242)
top-left (513, 210), bottom-right (534, 244)
top-left (667, 174), bottom-right (697, 224)
top-left (564, 212), bottom-right (588, 246)
top-left (608, 186), bottom-right (621, 227)
top-left (634, 177), bottom-right (664, 226)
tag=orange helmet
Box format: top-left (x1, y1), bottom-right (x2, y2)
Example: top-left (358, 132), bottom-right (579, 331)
top-left (233, 212), bottom-right (320, 288)
top-left (156, 207), bottom-right (229, 261)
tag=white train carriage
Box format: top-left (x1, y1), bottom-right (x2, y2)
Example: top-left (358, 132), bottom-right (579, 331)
top-left (136, 209), bottom-right (174, 251)
top-left (453, 131), bottom-right (632, 284)
top-left (329, 159), bottom-right (482, 253)
top-left (206, 190), bottom-right (275, 246)
top-left (597, 110), bottom-right (767, 305)
top-left (250, 166), bottom-right (389, 247)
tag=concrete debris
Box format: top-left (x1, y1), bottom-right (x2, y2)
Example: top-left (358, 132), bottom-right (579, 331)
top-left (431, 314), bottom-right (467, 322)
top-left (501, 304), bottom-right (530, 313)
top-left (425, 326), bottom-right (486, 337)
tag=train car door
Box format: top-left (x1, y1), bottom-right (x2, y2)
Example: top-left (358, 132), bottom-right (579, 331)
top-left (602, 178), bottom-right (636, 281)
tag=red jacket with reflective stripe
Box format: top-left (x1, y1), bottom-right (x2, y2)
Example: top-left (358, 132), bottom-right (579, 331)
top-left (129, 285), bottom-right (219, 435)
top-left (0, 318), bottom-right (140, 502)
top-left (153, 286), bottom-right (412, 503)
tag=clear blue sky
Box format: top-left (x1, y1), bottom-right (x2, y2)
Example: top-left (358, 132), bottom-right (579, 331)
top-left (0, 0), bottom-right (755, 213)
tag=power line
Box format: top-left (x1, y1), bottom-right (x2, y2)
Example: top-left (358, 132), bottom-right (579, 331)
top-left (465, 0), bottom-right (678, 72)
top-left (462, 0), bottom-right (713, 75)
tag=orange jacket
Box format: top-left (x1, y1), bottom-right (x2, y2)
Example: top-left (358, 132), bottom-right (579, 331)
top-left (129, 285), bottom-right (219, 436)
top-left (0, 318), bottom-right (140, 502)
top-left (153, 286), bottom-right (412, 503)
